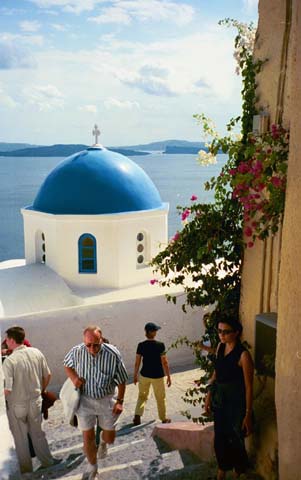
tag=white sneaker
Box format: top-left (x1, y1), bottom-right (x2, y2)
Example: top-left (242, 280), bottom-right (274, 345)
top-left (97, 441), bottom-right (108, 459)
top-left (82, 463), bottom-right (98, 480)
top-left (82, 470), bottom-right (98, 480)
top-left (88, 472), bottom-right (98, 480)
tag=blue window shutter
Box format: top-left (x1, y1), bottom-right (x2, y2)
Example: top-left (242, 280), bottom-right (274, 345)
top-left (78, 234), bottom-right (97, 273)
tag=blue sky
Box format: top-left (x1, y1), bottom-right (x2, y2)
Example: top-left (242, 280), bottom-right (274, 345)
top-left (0, 0), bottom-right (258, 146)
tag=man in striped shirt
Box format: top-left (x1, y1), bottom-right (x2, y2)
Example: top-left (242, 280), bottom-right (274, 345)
top-left (64, 325), bottom-right (128, 480)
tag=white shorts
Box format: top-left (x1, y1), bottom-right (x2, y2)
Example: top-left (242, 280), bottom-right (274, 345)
top-left (76, 393), bottom-right (119, 432)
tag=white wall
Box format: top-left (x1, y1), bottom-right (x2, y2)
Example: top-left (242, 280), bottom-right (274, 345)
top-left (22, 206), bottom-right (169, 289)
top-left (0, 292), bottom-right (204, 390)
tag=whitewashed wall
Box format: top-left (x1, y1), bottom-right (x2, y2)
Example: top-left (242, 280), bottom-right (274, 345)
top-left (0, 293), bottom-right (204, 390)
top-left (22, 206), bottom-right (169, 289)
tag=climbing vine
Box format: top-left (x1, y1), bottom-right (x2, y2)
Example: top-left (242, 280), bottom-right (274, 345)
top-left (151, 19), bottom-right (289, 423)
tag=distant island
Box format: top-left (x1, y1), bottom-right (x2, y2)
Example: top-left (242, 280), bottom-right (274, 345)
top-left (163, 145), bottom-right (207, 154)
top-left (0, 140), bottom-right (208, 157)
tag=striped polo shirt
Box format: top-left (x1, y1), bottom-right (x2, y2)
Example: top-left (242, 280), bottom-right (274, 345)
top-left (63, 342), bottom-right (128, 399)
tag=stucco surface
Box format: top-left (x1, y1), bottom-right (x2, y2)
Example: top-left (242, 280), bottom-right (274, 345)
top-left (276, 1), bottom-right (301, 478)
top-left (239, 1), bottom-right (299, 478)
top-left (0, 262), bottom-right (81, 317)
top-left (0, 286), bottom-right (204, 389)
top-left (240, 1), bottom-right (301, 478)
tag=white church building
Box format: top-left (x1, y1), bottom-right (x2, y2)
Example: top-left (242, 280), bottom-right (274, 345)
top-left (0, 132), bottom-right (205, 389)
top-left (0, 131), bottom-right (206, 478)
top-left (22, 142), bottom-right (168, 290)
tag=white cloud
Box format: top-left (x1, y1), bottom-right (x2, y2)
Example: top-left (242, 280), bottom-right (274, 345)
top-left (0, 85), bottom-right (18, 109)
top-left (0, 36), bottom-right (36, 69)
top-left (90, 6), bottom-right (131, 25)
top-left (51, 23), bottom-right (68, 31)
top-left (104, 98), bottom-right (140, 110)
top-left (79, 104), bottom-right (98, 113)
top-left (24, 84), bottom-right (65, 111)
top-left (139, 64), bottom-right (169, 78)
top-left (243, 0), bottom-right (258, 12)
top-left (104, 26), bottom-right (236, 99)
top-left (28, 0), bottom-right (194, 21)
top-left (28, 0), bottom-right (105, 14)
top-left (0, 7), bottom-right (26, 16)
top-left (194, 79), bottom-right (210, 89)
top-left (24, 35), bottom-right (45, 46)
top-left (19, 20), bottom-right (41, 32)
top-left (124, 76), bottom-right (176, 96)
top-left (89, 0), bottom-right (194, 26)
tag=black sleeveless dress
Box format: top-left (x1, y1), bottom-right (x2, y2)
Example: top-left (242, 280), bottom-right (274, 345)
top-left (212, 341), bottom-right (249, 474)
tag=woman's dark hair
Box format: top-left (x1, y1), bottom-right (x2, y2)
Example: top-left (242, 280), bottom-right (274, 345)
top-left (217, 315), bottom-right (243, 336)
top-left (6, 326), bottom-right (25, 344)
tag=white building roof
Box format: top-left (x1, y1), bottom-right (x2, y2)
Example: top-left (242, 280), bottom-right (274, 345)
top-left (0, 261), bottom-right (81, 317)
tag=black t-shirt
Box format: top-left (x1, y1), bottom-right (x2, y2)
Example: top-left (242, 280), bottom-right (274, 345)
top-left (137, 340), bottom-right (165, 378)
top-left (215, 341), bottom-right (246, 385)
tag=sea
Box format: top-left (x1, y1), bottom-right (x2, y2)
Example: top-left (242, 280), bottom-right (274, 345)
top-left (0, 153), bottom-right (227, 262)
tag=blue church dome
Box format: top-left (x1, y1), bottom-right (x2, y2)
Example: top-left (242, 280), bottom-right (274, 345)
top-left (31, 147), bottom-right (163, 215)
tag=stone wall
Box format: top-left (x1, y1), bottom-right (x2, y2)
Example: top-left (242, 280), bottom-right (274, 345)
top-left (276, 1), bottom-right (301, 478)
top-left (240, 0), bottom-right (301, 478)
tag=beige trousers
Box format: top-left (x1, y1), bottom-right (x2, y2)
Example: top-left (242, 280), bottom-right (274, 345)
top-left (134, 375), bottom-right (167, 421)
top-left (7, 397), bottom-right (53, 473)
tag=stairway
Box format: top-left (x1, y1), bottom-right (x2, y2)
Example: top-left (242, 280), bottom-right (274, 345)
top-left (23, 369), bottom-right (218, 479)
top-left (19, 369), bottom-right (263, 479)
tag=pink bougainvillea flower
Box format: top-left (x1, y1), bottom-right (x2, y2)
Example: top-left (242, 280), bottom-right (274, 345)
top-left (237, 162), bottom-right (250, 174)
top-left (244, 226), bottom-right (253, 237)
top-left (247, 241), bottom-right (254, 248)
top-left (171, 232), bottom-right (180, 242)
top-left (271, 124), bottom-right (280, 139)
top-left (150, 279), bottom-right (158, 285)
top-left (181, 209), bottom-right (190, 221)
top-left (190, 194), bottom-right (198, 201)
top-left (271, 176), bottom-right (282, 188)
top-left (252, 160), bottom-right (263, 174)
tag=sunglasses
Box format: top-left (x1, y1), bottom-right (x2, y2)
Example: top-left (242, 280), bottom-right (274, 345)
top-left (217, 328), bottom-right (234, 335)
top-left (85, 343), bottom-right (101, 348)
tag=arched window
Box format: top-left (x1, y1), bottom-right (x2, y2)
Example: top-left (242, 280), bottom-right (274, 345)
top-left (78, 234), bottom-right (97, 273)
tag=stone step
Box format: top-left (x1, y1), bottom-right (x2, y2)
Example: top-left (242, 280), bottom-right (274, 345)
top-left (28, 425), bottom-right (209, 480)
top-left (152, 421), bottom-right (214, 461)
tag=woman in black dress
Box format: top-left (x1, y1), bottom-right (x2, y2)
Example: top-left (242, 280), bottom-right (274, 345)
top-left (205, 318), bottom-right (254, 479)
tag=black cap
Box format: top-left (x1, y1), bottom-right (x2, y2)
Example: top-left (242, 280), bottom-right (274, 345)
top-left (145, 322), bottom-right (161, 332)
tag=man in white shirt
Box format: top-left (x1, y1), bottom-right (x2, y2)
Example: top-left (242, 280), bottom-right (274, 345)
top-left (64, 325), bottom-right (128, 480)
top-left (3, 326), bottom-right (55, 474)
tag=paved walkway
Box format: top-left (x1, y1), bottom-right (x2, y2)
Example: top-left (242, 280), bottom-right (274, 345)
top-left (23, 367), bottom-right (261, 480)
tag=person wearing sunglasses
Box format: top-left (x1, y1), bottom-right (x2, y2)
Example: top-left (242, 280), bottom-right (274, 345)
top-left (204, 316), bottom-right (254, 480)
top-left (63, 325), bottom-right (128, 480)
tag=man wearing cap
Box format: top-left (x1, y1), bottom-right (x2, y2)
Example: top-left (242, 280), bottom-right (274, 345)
top-left (133, 322), bottom-right (171, 425)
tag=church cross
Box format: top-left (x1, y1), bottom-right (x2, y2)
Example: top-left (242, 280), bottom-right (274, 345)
top-left (93, 124), bottom-right (101, 144)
